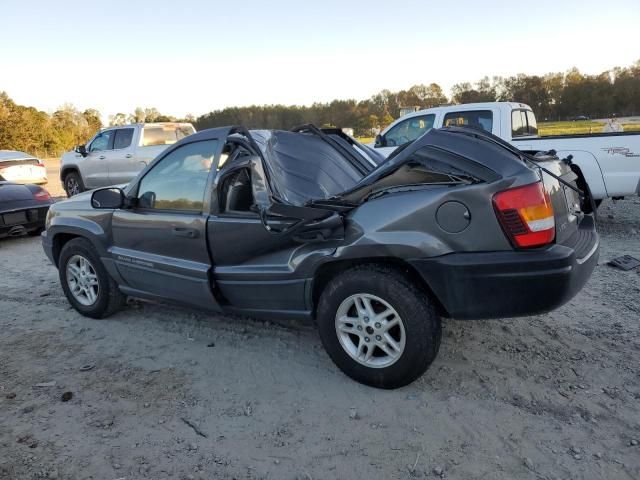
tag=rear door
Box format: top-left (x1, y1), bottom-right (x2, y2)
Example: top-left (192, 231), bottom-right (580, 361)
top-left (111, 137), bottom-right (223, 310)
top-left (206, 134), bottom-right (343, 312)
top-left (107, 127), bottom-right (138, 185)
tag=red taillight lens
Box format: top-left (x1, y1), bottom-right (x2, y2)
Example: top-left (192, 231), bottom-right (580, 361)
top-left (33, 188), bottom-right (51, 202)
top-left (493, 181), bottom-right (555, 248)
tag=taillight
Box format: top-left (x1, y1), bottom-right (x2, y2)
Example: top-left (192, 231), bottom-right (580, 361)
top-left (33, 188), bottom-right (51, 202)
top-left (493, 181), bottom-right (555, 248)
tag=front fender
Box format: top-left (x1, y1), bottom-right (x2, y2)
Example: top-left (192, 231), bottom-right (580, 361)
top-left (59, 164), bottom-right (83, 183)
top-left (46, 211), bottom-right (113, 269)
top-left (59, 151), bottom-right (85, 182)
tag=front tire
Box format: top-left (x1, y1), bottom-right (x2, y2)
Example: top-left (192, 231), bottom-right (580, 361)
top-left (317, 265), bottom-right (441, 389)
top-left (59, 238), bottom-right (125, 318)
top-left (64, 171), bottom-right (85, 197)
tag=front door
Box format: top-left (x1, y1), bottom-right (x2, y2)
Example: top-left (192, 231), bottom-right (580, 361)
top-left (83, 129), bottom-right (115, 188)
top-left (111, 138), bottom-right (222, 310)
top-left (375, 113), bottom-right (436, 158)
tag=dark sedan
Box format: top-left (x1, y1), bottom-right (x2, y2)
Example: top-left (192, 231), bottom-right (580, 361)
top-left (0, 181), bottom-right (53, 238)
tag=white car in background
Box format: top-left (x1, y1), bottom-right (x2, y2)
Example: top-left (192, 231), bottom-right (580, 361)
top-left (60, 122), bottom-right (196, 197)
top-left (0, 150), bottom-right (48, 185)
top-left (373, 102), bottom-right (640, 209)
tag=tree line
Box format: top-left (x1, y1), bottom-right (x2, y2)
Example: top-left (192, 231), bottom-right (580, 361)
top-left (195, 61), bottom-right (640, 135)
top-left (1, 61), bottom-right (638, 157)
top-left (0, 92), bottom-right (102, 158)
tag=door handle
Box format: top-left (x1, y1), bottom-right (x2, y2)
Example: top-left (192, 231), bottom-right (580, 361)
top-left (172, 227), bottom-right (199, 239)
top-left (99, 155), bottom-right (106, 159)
top-left (125, 153), bottom-right (133, 158)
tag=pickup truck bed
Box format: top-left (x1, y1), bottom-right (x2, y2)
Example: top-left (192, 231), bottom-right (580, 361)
top-left (513, 130), bottom-right (640, 198)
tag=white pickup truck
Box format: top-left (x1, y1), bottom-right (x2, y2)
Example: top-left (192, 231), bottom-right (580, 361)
top-left (60, 122), bottom-right (195, 197)
top-left (373, 102), bottom-right (640, 207)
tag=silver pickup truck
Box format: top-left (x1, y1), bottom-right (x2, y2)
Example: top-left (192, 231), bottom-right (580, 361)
top-left (60, 122), bottom-right (195, 197)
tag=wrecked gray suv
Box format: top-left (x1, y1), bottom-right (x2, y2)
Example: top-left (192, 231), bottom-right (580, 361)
top-left (42, 125), bottom-right (599, 388)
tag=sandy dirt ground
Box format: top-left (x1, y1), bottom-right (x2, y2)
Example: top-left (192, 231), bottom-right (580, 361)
top-left (0, 199), bottom-right (639, 480)
top-left (42, 158), bottom-right (65, 199)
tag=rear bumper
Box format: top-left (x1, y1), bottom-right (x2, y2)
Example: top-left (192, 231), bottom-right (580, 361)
top-left (0, 207), bottom-right (48, 238)
top-left (410, 216), bottom-right (599, 320)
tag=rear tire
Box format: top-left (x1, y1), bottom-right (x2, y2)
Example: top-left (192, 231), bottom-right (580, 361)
top-left (64, 171), bottom-right (85, 197)
top-left (571, 165), bottom-right (600, 214)
top-left (59, 238), bottom-right (125, 319)
top-left (317, 265), bottom-right (441, 389)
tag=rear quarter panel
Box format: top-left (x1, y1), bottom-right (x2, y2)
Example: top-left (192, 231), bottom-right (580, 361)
top-left (336, 178), bottom-right (526, 262)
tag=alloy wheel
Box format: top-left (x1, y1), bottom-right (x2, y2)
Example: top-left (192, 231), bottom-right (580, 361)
top-left (66, 177), bottom-right (80, 196)
top-left (335, 293), bottom-right (406, 368)
top-left (66, 254), bottom-right (99, 306)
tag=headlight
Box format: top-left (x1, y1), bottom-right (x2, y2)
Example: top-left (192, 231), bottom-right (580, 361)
top-left (45, 208), bottom-right (53, 229)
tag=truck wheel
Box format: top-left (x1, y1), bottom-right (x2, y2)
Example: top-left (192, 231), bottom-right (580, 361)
top-left (571, 165), bottom-right (600, 214)
top-left (59, 238), bottom-right (125, 319)
top-left (316, 265), bottom-right (441, 389)
top-left (64, 172), bottom-right (85, 197)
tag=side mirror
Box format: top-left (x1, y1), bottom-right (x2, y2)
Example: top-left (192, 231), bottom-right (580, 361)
top-left (75, 144), bottom-right (88, 157)
top-left (91, 187), bottom-right (124, 209)
top-left (139, 191), bottom-right (156, 209)
top-left (374, 134), bottom-right (385, 148)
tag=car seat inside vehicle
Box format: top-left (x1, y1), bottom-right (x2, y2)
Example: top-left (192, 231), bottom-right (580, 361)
top-left (221, 168), bottom-right (253, 213)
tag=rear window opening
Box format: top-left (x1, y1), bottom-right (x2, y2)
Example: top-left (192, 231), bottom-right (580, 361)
top-left (339, 144), bottom-right (490, 204)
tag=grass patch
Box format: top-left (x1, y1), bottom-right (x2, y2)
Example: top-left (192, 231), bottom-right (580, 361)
top-left (538, 121), bottom-right (640, 136)
top-left (356, 122), bottom-right (640, 143)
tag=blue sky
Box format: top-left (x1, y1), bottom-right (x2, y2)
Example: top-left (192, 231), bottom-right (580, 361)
top-left (1, 0), bottom-right (639, 119)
